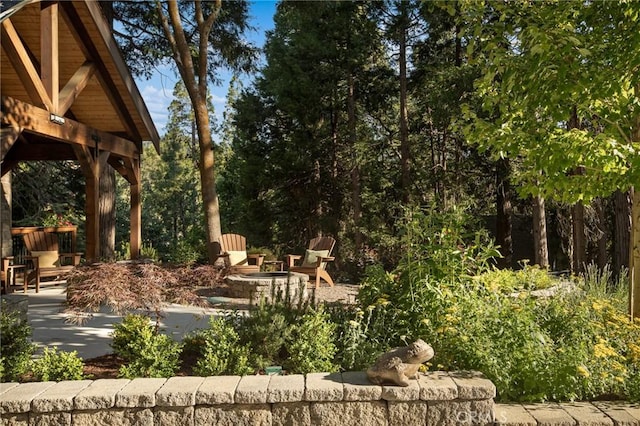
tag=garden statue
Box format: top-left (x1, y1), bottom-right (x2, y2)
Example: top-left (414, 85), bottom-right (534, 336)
top-left (366, 339), bottom-right (434, 386)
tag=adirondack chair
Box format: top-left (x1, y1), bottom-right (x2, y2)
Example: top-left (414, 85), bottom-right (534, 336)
top-left (285, 236), bottom-right (336, 288)
top-left (219, 233), bottom-right (265, 274)
top-left (1, 257), bottom-right (11, 294)
top-left (23, 231), bottom-right (82, 293)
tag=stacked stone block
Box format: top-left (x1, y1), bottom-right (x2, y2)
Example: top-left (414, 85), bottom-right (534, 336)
top-left (0, 370), bottom-right (495, 425)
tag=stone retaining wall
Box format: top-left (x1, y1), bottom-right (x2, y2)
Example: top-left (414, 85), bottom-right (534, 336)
top-left (0, 371), bottom-right (495, 425)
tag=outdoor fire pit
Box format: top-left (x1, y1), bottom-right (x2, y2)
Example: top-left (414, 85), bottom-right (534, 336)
top-left (225, 271), bottom-right (309, 302)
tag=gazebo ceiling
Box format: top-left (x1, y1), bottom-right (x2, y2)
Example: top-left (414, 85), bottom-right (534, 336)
top-left (1, 0), bottom-right (159, 153)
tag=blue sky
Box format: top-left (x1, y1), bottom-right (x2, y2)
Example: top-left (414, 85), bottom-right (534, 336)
top-left (135, 1), bottom-right (277, 138)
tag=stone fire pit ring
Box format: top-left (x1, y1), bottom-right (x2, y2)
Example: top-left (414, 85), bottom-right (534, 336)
top-left (225, 271), bottom-right (309, 302)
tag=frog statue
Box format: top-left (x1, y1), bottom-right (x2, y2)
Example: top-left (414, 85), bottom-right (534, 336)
top-left (366, 339), bottom-right (435, 386)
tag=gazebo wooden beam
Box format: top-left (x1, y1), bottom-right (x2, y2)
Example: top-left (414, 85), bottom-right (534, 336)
top-left (1, 127), bottom-right (21, 161)
top-left (59, 61), bottom-right (96, 115)
top-left (60, 2), bottom-right (142, 143)
top-left (41, 1), bottom-right (59, 113)
top-left (1, 19), bottom-right (53, 111)
top-left (1, 96), bottom-right (139, 159)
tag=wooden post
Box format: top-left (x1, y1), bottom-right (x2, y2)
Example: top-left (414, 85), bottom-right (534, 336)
top-left (130, 159), bottom-right (141, 259)
top-left (73, 145), bottom-right (101, 262)
top-left (41, 1), bottom-right (59, 112)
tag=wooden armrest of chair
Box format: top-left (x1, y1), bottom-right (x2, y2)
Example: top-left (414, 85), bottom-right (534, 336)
top-left (285, 254), bottom-right (302, 268)
top-left (315, 256), bottom-right (335, 267)
top-left (60, 252), bottom-right (83, 266)
top-left (247, 253), bottom-right (266, 266)
top-left (24, 255), bottom-right (39, 270)
top-left (1, 257), bottom-right (12, 271)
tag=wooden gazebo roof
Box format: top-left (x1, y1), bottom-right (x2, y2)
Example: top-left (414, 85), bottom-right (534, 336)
top-left (1, 0), bottom-right (160, 261)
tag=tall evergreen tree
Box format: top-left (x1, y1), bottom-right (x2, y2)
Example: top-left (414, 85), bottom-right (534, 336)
top-left (113, 1), bottom-right (257, 263)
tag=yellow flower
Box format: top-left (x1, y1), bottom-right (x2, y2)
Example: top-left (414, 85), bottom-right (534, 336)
top-left (594, 339), bottom-right (618, 358)
top-left (576, 365), bottom-right (590, 378)
top-left (628, 343), bottom-right (640, 362)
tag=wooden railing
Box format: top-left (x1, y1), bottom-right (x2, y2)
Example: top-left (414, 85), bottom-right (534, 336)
top-left (10, 226), bottom-right (78, 264)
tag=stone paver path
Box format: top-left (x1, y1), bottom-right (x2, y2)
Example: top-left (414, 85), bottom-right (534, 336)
top-left (495, 401), bottom-right (640, 425)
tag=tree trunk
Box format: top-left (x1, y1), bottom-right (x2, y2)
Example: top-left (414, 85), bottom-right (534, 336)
top-left (630, 83), bottom-right (640, 318)
top-left (99, 165), bottom-right (116, 261)
top-left (568, 106), bottom-right (586, 274)
top-left (160, 0), bottom-right (223, 264)
top-left (398, 4), bottom-right (411, 204)
top-left (193, 101), bottom-right (222, 262)
top-left (97, 1), bottom-right (116, 261)
top-left (532, 195), bottom-right (549, 268)
top-left (347, 73), bottom-right (362, 251)
top-left (495, 158), bottom-right (512, 268)
top-left (614, 189), bottom-right (632, 277)
top-left (595, 197), bottom-right (608, 269)
top-left (572, 201), bottom-right (586, 274)
top-left (631, 186), bottom-right (640, 318)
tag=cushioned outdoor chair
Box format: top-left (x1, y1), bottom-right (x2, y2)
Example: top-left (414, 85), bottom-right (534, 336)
top-left (219, 233), bottom-right (265, 274)
top-left (24, 231), bottom-right (82, 293)
top-left (285, 236), bottom-right (336, 288)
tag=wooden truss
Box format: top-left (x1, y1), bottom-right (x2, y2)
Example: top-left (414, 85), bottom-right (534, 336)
top-left (0, 1), bottom-right (158, 261)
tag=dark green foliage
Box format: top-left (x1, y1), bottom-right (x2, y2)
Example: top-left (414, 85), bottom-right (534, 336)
top-left (111, 314), bottom-right (182, 379)
top-left (285, 306), bottom-right (338, 374)
top-left (235, 283), bottom-right (337, 373)
top-left (0, 304), bottom-right (35, 382)
top-left (238, 299), bottom-right (295, 370)
top-left (29, 347), bottom-right (85, 382)
top-left (185, 317), bottom-right (253, 376)
top-left (113, 2), bottom-right (257, 80)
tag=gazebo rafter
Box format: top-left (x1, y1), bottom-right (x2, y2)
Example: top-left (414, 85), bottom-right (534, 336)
top-left (0, 0), bottom-right (159, 263)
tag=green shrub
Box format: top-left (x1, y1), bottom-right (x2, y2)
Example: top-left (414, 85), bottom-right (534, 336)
top-left (168, 239), bottom-right (205, 264)
top-left (285, 306), bottom-right (337, 373)
top-left (30, 347), bottom-right (85, 382)
top-left (187, 317), bottom-right (253, 376)
top-left (238, 302), bottom-right (292, 370)
top-left (473, 264), bottom-right (556, 293)
top-left (0, 304), bottom-right (35, 382)
top-left (111, 314), bottom-right (182, 378)
top-left (330, 304), bottom-right (387, 372)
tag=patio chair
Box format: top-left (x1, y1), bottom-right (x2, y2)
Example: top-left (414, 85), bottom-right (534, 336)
top-left (219, 233), bottom-right (265, 274)
top-left (23, 231), bottom-right (82, 293)
top-left (1, 257), bottom-right (11, 293)
top-left (285, 236), bottom-right (336, 288)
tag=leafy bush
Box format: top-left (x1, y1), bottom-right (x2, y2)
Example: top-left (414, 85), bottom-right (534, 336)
top-left (238, 300), bottom-right (293, 370)
top-left (167, 239), bottom-right (206, 264)
top-left (330, 304), bottom-right (386, 371)
top-left (29, 347), bottom-right (85, 381)
top-left (285, 306), bottom-right (337, 373)
top-left (186, 317), bottom-right (253, 376)
top-left (111, 314), bottom-right (182, 378)
top-left (229, 282), bottom-right (338, 374)
top-left (472, 264), bottom-right (556, 293)
top-left (0, 304), bottom-right (35, 382)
